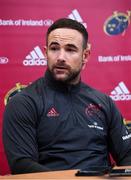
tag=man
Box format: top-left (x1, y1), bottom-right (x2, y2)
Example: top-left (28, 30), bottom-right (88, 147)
top-left (3, 18), bottom-right (131, 174)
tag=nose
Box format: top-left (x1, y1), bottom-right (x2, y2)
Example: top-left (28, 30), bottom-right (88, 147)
top-left (57, 49), bottom-right (66, 62)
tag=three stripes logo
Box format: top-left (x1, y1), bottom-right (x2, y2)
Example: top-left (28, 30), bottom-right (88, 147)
top-left (110, 81), bottom-right (131, 101)
top-left (47, 107), bottom-right (59, 117)
top-left (23, 46), bottom-right (47, 66)
top-left (68, 9), bottom-right (87, 28)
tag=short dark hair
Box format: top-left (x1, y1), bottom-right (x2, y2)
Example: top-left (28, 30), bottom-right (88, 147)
top-left (46, 18), bottom-right (88, 49)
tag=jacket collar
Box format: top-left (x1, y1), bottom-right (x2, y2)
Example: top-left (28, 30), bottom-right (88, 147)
top-left (44, 69), bottom-right (81, 93)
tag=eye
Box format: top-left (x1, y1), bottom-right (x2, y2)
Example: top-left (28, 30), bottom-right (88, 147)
top-left (50, 46), bottom-right (59, 51)
top-left (66, 48), bottom-right (76, 52)
top-left (49, 44), bottom-right (60, 51)
top-left (65, 45), bottom-right (78, 52)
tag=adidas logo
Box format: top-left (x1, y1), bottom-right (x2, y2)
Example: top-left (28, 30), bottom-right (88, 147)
top-left (47, 107), bottom-right (59, 117)
top-left (110, 81), bottom-right (131, 101)
top-left (23, 46), bottom-right (47, 66)
top-left (68, 9), bottom-right (87, 28)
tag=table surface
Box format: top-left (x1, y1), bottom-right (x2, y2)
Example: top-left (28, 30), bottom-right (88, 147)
top-left (1, 166), bottom-right (131, 180)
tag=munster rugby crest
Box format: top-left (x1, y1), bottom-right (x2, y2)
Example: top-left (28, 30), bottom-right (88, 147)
top-left (104, 11), bottom-right (131, 36)
top-left (4, 83), bottom-right (27, 105)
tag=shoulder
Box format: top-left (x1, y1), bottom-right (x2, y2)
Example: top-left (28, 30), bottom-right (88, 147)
top-left (19, 76), bottom-right (47, 101)
top-left (24, 77), bottom-right (45, 95)
top-left (5, 77), bottom-right (46, 116)
top-left (81, 82), bottom-right (109, 100)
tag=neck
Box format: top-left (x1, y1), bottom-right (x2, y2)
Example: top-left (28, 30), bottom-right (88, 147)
top-left (45, 70), bottom-right (81, 93)
top-left (47, 69), bottom-right (81, 85)
top-left (68, 74), bottom-right (81, 85)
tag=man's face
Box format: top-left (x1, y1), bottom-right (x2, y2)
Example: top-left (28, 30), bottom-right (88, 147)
top-left (45, 28), bottom-right (89, 84)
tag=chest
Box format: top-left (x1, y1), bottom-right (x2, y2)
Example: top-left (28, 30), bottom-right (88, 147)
top-left (37, 91), bottom-right (108, 149)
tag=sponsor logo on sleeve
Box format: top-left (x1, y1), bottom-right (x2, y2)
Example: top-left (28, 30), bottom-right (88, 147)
top-left (122, 130), bottom-right (131, 140)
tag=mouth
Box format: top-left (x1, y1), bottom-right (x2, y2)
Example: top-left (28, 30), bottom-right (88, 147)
top-left (52, 66), bottom-right (70, 76)
top-left (54, 65), bottom-right (69, 71)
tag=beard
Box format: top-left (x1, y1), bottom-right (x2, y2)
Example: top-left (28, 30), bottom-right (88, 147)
top-left (47, 61), bottom-right (81, 84)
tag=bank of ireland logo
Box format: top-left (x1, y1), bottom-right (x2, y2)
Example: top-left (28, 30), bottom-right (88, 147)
top-left (23, 46), bottom-right (47, 66)
top-left (110, 82), bottom-right (131, 101)
top-left (68, 9), bottom-right (87, 28)
top-left (0, 57), bottom-right (9, 64)
top-left (4, 83), bottom-right (27, 105)
top-left (104, 11), bottom-right (131, 36)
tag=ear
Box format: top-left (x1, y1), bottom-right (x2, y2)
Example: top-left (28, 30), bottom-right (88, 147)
top-left (82, 43), bottom-right (91, 69)
top-left (44, 46), bottom-right (48, 58)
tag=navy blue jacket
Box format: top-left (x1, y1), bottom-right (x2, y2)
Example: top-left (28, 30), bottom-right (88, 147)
top-left (3, 70), bottom-right (131, 174)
